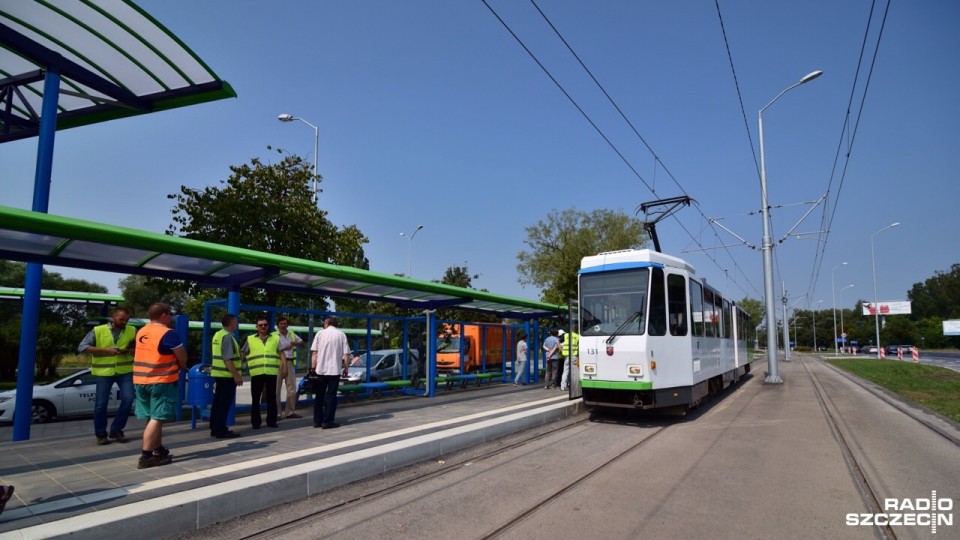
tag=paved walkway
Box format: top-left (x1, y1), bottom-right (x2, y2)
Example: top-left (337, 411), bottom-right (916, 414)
top-left (0, 383), bottom-right (576, 539)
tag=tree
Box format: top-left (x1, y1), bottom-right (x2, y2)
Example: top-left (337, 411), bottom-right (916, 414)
top-left (908, 263), bottom-right (960, 320)
top-left (517, 208), bottom-right (647, 305)
top-left (435, 264), bottom-right (498, 323)
top-left (166, 155), bottom-right (369, 316)
top-left (0, 261), bottom-right (109, 378)
top-left (118, 275), bottom-right (188, 318)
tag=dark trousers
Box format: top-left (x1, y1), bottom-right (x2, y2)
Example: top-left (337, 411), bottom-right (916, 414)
top-left (250, 374), bottom-right (277, 427)
top-left (312, 375), bottom-right (340, 426)
top-left (210, 377), bottom-right (236, 436)
top-left (554, 357), bottom-right (564, 386)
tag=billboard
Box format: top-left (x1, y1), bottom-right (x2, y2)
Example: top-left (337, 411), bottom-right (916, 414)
top-left (944, 320), bottom-right (960, 336)
top-left (861, 301), bottom-right (912, 316)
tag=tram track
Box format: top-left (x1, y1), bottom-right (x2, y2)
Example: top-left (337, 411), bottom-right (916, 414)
top-left (802, 357), bottom-right (898, 540)
top-left (234, 411), bottom-right (677, 540)
top-left (803, 353), bottom-right (960, 540)
top-left (238, 414), bottom-right (595, 540)
top-left (478, 422), bottom-right (671, 539)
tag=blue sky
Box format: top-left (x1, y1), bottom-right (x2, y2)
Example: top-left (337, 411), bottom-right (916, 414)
top-left (3, 1), bottom-right (958, 316)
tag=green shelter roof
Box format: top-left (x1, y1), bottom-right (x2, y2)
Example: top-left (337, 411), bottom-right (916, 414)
top-left (0, 206), bottom-right (565, 319)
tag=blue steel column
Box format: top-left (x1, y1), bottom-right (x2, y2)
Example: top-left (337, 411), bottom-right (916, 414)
top-left (175, 314), bottom-right (189, 422)
top-left (13, 69), bottom-right (60, 442)
top-left (426, 311), bottom-right (436, 398)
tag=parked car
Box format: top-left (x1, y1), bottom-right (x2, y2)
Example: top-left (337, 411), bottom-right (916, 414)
top-left (0, 368), bottom-right (119, 424)
top-left (863, 345), bottom-right (879, 354)
top-left (885, 345), bottom-right (914, 356)
top-left (342, 349), bottom-right (419, 384)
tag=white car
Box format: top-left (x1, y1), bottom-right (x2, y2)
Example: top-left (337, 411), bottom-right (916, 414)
top-left (0, 368), bottom-right (120, 424)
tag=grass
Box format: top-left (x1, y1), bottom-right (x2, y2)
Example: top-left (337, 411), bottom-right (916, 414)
top-left (827, 359), bottom-right (960, 423)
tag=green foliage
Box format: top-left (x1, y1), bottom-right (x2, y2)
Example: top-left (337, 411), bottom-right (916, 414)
top-left (828, 359), bottom-right (960, 423)
top-left (435, 264), bottom-right (498, 323)
top-left (517, 208), bottom-right (646, 305)
top-left (0, 261), bottom-right (108, 379)
top-left (908, 263), bottom-right (960, 320)
top-left (166, 154), bottom-right (369, 313)
top-left (117, 274), bottom-right (188, 318)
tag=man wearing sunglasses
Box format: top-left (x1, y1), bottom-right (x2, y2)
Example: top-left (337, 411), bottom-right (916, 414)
top-left (241, 317), bottom-right (283, 429)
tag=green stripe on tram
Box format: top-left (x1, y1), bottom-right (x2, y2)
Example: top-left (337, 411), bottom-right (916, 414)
top-left (580, 380), bottom-right (653, 391)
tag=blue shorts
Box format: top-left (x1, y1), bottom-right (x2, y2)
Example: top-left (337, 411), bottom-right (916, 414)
top-left (135, 383), bottom-right (178, 422)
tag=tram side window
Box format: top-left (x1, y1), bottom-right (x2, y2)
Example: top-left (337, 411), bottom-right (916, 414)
top-left (648, 268), bottom-right (667, 336)
top-left (690, 280), bottom-right (704, 337)
top-left (704, 289), bottom-right (717, 338)
top-left (667, 273), bottom-right (687, 336)
top-left (722, 300), bottom-right (731, 339)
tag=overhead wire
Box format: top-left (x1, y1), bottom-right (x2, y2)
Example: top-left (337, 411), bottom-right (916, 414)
top-left (805, 0), bottom-right (890, 304)
top-left (482, 0), bottom-right (759, 298)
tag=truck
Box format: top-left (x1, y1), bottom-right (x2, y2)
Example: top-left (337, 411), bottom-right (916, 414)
top-left (435, 324), bottom-right (514, 374)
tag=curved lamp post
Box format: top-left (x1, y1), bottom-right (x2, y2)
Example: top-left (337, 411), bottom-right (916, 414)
top-left (278, 113), bottom-right (320, 203)
top-left (871, 222), bottom-right (900, 358)
top-left (758, 70), bottom-right (822, 383)
top-left (831, 261), bottom-right (847, 356)
top-left (400, 224), bottom-right (424, 278)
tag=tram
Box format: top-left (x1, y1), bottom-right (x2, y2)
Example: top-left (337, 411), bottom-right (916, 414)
top-left (577, 249), bottom-right (752, 412)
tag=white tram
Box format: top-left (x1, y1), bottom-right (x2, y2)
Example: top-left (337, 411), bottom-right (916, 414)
top-left (578, 249), bottom-right (752, 412)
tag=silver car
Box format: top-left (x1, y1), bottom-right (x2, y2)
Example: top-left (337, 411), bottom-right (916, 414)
top-left (342, 349), bottom-right (419, 384)
top-left (0, 368), bottom-right (120, 424)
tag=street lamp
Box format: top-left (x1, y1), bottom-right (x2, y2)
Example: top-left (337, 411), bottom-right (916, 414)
top-left (278, 113), bottom-right (320, 203)
top-left (400, 224), bottom-right (424, 278)
top-left (758, 70), bottom-right (823, 383)
top-left (838, 284), bottom-right (854, 353)
top-left (871, 222), bottom-right (900, 358)
top-left (831, 261), bottom-right (847, 356)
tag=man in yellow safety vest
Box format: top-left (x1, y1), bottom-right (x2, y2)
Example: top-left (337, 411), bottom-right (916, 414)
top-left (241, 316), bottom-right (282, 429)
top-left (77, 307), bottom-right (135, 446)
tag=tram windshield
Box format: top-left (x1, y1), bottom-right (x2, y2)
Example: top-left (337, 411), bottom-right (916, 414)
top-left (579, 269), bottom-right (649, 337)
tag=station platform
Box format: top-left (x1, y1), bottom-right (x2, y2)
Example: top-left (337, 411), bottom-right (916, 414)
top-left (0, 382), bottom-right (578, 539)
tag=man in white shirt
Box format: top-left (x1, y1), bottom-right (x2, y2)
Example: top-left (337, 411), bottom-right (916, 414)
top-left (309, 316), bottom-right (350, 429)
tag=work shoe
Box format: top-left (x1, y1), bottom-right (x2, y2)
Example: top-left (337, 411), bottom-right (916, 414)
top-left (109, 430), bottom-right (128, 443)
top-left (215, 431), bottom-right (240, 439)
top-left (0, 484), bottom-right (14, 515)
top-left (321, 422), bottom-right (340, 429)
top-left (96, 435), bottom-right (110, 446)
top-left (154, 446), bottom-right (172, 459)
top-left (137, 453), bottom-right (172, 469)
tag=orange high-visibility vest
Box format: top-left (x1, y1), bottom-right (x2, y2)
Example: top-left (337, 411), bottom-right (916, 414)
top-left (134, 323), bottom-right (180, 384)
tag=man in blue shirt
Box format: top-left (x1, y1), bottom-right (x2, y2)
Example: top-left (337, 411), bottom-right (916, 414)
top-left (542, 330), bottom-right (560, 389)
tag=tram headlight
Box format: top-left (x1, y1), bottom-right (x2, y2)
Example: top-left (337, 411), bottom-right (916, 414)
top-left (583, 363), bottom-right (596, 375)
top-left (627, 364), bottom-right (643, 377)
